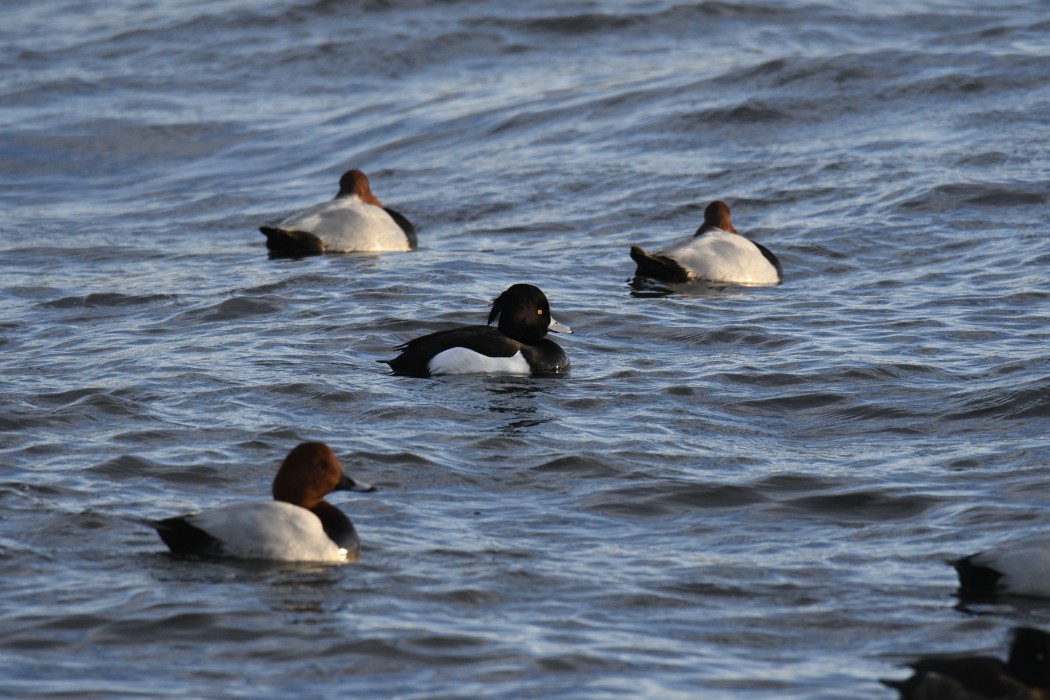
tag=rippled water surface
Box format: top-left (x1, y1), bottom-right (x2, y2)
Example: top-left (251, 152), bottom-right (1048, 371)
top-left (3, 0), bottom-right (1050, 697)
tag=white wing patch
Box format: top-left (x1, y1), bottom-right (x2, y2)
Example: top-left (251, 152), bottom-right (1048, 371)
top-left (660, 228), bottom-right (779, 285)
top-left (427, 348), bottom-right (531, 376)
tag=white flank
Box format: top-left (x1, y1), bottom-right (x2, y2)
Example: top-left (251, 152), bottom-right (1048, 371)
top-left (427, 348), bottom-right (531, 376)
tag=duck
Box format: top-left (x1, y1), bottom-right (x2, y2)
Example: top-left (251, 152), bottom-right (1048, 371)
top-left (383, 283), bottom-right (571, 378)
top-left (882, 626), bottom-right (1050, 699)
top-left (152, 442), bottom-right (374, 563)
top-left (954, 533), bottom-right (1050, 598)
top-left (630, 200), bottom-right (782, 285)
top-left (259, 169), bottom-right (416, 255)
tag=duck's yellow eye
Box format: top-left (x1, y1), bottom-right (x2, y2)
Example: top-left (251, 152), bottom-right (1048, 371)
top-left (537, 309), bottom-right (543, 315)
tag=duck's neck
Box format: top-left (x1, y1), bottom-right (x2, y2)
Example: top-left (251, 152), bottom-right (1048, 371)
top-left (696, 224), bottom-right (736, 237)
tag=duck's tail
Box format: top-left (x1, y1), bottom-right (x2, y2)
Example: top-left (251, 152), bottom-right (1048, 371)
top-left (259, 227), bottom-right (326, 256)
top-left (630, 245), bottom-right (691, 283)
top-left (153, 515), bottom-right (224, 558)
top-left (952, 554), bottom-right (1002, 596)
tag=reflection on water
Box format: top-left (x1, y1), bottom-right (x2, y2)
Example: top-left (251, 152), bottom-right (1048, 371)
top-left (486, 380), bottom-right (556, 435)
top-left (627, 275), bottom-right (767, 299)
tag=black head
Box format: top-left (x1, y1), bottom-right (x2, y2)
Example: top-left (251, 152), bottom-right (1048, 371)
top-left (486, 284), bottom-right (570, 345)
top-left (1006, 626), bottom-right (1050, 688)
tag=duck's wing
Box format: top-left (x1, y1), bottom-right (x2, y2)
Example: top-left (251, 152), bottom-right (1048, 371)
top-left (383, 326), bottom-right (520, 377)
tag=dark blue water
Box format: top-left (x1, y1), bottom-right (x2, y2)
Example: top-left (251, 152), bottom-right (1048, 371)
top-left (3, 1), bottom-right (1050, 697)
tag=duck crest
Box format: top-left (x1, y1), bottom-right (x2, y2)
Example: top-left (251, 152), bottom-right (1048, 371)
top-left (486, 291), bottom-right (506, 327)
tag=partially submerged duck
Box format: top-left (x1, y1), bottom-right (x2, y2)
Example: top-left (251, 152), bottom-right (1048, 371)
top-left (954, 532), bottom-right (1050, 598)
top-left (630, 200), bottom-right (781, 285)
top-left (260, 169), bottom-right (416, 255)
top-left (152, 442), bottom-right (374, 563)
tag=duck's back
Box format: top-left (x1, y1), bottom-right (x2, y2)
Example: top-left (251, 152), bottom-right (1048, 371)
top-left (661, 228), bottom-right (780, 285)
top-left (279, 196), bottom-right (411, 252)
top-left (958, 534), bottom-right (1050, 596)
top-left (166, 501), bottom-right (350, 562)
